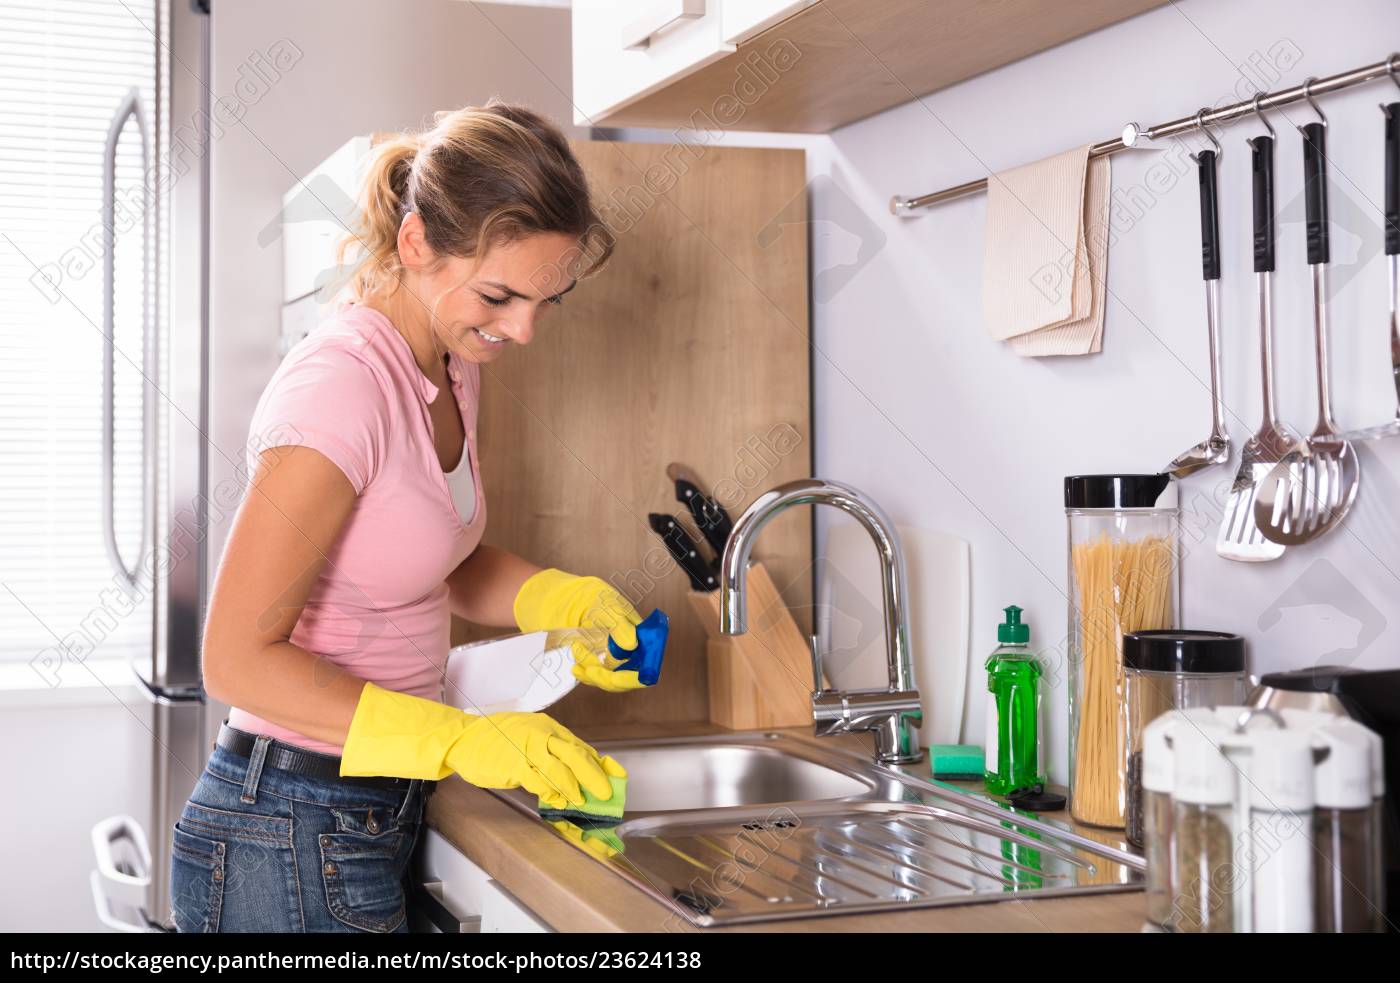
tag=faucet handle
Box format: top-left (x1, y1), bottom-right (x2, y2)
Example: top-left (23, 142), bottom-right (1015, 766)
top-left (809, 634), bottom-right (826, 693)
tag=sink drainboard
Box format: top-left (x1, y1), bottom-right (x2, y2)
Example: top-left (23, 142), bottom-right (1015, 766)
top-left (494, 734), bottom-right (1142, 927)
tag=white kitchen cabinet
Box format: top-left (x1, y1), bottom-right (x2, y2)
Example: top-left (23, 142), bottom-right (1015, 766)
top-left (719, 0), bottom-right (816, 44)
top-left (570, 0), bottom-right (734, 125)
top-left (480, 879), bottom-right (552, 933)
top-left (415, 828), bottom-right (553, 934)
top-left (571, 1), bottom-right (816, 124)
top-left (279, 135), bottom-right (371, 306)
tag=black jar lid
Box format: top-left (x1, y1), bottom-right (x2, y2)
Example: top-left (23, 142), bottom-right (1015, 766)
top-left (1123, 630), bottom-right (1245, 674)
top-left (1064, 474), bottom-right (1176, 510)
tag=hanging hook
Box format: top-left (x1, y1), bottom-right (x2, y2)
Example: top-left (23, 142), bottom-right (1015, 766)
top-left (1188, 107), bottom-right (1222, 164)
top-left (1296, 76), bottom-right (1328, 132)
top-left (1245, 92), bottom-right (1276, 148)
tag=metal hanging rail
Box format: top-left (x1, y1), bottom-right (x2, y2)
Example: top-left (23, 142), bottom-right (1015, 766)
top-left (890, 52), bottom-right (1400, 215)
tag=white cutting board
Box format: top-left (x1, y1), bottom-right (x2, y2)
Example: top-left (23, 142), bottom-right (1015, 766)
top-left (817, 522), bottom-right (971, 747)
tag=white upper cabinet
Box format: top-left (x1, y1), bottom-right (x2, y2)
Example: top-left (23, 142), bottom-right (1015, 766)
top-left (571, 1), bottom-right (811, 125)
top-left (719, 0), bottom-right (817, 45)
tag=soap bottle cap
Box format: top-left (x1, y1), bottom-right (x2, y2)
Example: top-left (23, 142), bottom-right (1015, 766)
top-left (998, 605), bottom-right (1029, 645)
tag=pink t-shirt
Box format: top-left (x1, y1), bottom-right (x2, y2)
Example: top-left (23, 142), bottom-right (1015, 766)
top-left (226, 304), bottom-right (487, 754)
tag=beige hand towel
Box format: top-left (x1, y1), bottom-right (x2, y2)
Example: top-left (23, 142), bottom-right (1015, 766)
top-left (982, 145), bottom-right (1112, 356)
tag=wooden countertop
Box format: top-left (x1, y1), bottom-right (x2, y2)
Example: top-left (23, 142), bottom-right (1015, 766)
top-left (426, 722), bottom-right (1148, 933)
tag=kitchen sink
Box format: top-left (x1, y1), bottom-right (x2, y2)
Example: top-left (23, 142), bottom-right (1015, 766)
top-left (494, 732), bottom-right (1144, 927)
top-left (607, 741), bottom-right (871, 812)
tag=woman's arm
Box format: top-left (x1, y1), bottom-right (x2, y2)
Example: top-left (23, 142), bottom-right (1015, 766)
top-left (445, 545), bottom-right (541, 626)
top-left (202, 445), bottom-right (368, 747)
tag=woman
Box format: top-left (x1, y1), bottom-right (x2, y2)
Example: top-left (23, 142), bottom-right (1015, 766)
top-left (171, 103), bottom-right (647, 933)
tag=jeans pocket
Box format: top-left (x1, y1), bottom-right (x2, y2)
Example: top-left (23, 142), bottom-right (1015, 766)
top-left (169, 825), bottom-right (226, 933)
top-left (318, 826), bottom-right (410, 933)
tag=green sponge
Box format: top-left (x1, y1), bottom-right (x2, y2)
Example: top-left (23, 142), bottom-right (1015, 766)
top-left (928, 744), bottom-right (984, 781)
top-left (537, 774), bottom-right (627, 827)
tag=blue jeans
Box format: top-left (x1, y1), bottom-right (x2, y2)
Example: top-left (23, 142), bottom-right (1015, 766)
top-left (169, 740), bottom-right (430, 933)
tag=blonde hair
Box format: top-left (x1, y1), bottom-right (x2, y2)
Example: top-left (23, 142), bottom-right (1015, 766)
top-left (340, 101), bottom-right (614, 298)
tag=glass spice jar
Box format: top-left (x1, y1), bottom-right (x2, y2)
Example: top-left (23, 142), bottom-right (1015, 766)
top-left (1313, 719), bottom-right (1385, 933)
top-left (1171, 722), bottom-right (1236, 933)
top-left (1124, 630), bottom-right (1246, 847)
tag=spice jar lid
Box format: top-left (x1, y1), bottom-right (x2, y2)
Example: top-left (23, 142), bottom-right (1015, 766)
top-left (1124, 630), bottom-right (1245, 674)
top-left (1064, 474), bottom-right (1177, 510)
top-left (1173, 724), bottom-right (1235, 805)
top-left (1249, 730), bottom-right (1315, 812)
top-left (1314, 720), bottom-right (1374, 810)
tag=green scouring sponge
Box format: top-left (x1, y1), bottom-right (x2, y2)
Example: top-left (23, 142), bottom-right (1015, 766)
top-left (536, 774), bottom-right (627, 827)
top-left (928, 744), bottom-right (984, 781)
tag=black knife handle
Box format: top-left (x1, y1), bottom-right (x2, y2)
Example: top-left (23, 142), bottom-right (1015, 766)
top-left (1301, 121), bottom-right (1330, 265)
top-left (1385, 103), bottom-right (1398, 257)
top-left (1250, 135), bottom-right (1275, 273)
top-left (675, 478), bottom-right (731, 560)
top-left (1197, 149), bottom-right (1221, 281)
top-left (647, 514), bottom-right (716, 592)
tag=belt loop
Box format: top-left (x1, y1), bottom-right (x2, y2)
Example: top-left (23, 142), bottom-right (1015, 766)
top-left (395, 779), bottom-right (421, 822)
top-left (240, 735), bottom-right (272, 804)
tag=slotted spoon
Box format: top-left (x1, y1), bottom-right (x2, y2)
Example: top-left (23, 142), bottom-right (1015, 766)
top-left (1255, 112), bottom-right (1361, 545)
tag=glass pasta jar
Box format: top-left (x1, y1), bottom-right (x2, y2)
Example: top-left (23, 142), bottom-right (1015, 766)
top-left (1064, 474), bottom-right (1180, 830)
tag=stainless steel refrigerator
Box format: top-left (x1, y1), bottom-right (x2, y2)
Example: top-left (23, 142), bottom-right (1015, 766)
top-left (86, 0), bottom-right (217, 932)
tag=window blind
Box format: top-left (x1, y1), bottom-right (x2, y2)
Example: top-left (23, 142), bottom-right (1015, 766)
top-left (0, 0), bottom-right (165, 672)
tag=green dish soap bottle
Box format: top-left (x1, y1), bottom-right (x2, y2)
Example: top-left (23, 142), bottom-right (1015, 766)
top-left (984, 605), bottom-right (1044, 796)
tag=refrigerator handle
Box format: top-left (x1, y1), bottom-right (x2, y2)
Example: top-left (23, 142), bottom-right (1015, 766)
top-left (101, 88), bottom-right (154, 588)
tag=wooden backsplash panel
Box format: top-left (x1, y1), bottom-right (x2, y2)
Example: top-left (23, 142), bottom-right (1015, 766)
top-left (458, 141), bottom-right (812, 727)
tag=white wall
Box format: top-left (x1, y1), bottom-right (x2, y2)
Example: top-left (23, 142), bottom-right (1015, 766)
top-left (804, 0), bottom-right (1400, 780)
top-left (0, 685), bottom-right (153, 932)
top-left (620, 0), bottom-right (1400, 781)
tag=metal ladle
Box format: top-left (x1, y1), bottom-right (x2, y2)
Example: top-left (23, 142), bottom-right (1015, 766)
top-left (1165, 110), bottom-right (1232, 478)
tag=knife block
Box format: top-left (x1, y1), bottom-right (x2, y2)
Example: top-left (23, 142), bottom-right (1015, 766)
top-left (688, 562), bottom-right (817, 729)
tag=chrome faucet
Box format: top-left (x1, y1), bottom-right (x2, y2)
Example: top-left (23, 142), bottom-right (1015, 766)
top-left (719, 479), bottom-right (923, 765)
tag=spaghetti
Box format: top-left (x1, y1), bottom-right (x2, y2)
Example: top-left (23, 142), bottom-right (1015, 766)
top-left (1070, 532), bottom-right (1174, 828)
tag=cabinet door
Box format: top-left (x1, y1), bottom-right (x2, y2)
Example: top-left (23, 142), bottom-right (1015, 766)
top-left (416, 829), bottom-right (552, 932)
top-left (480, 881), bottom-right (551, 933)
top-left (571, 0), bottom-right (734, 124)
top-left (466, 141), bottom-right (812, 729)
top-left (720, 0), bottom-right (817, 44)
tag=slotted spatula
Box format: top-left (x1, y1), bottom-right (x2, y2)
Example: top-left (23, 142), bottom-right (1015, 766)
top-left (1219, 126), bottom-right (1297, 561)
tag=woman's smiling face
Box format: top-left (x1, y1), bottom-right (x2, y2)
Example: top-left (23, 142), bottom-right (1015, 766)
top-left (397, 212), bottom-right (581, 364)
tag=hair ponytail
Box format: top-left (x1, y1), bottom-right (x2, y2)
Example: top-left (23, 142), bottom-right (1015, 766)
top-left (339, 102), bottom-right (614, 299)
top-left (345, 132), bottom-right (419, 295)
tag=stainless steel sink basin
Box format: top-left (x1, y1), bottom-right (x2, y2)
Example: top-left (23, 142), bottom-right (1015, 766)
top-left (609, 742), bottom-right (871, 812)
top-left (494, 732), bottom-right (1143, 927)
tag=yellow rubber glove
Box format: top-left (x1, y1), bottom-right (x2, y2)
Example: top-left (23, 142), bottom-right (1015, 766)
top-left (548, 820), bottom-right (624, 860)
top-left (515, 568), bottom-right (643, 653)
top-left (340, 682), bottom-right (626, 810)
top-left (561, 635), bottom-right (647, 693)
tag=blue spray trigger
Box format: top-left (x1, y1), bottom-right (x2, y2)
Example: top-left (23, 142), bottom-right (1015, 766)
top-left (607, 608), bottom-right (669, 686)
